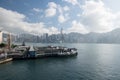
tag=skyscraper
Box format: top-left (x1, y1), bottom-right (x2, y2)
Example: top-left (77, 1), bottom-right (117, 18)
top-left (60, 28), bottom-right (64, 43)
top-left (0, 31), bottom-right (9, 43)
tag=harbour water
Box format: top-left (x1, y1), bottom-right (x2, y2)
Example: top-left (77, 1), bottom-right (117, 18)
top-left (0, 43), bottom-right (120, 80)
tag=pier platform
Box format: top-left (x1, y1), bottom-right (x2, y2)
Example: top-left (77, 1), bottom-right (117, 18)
top-left (0, 58), bottom-right (13, 64)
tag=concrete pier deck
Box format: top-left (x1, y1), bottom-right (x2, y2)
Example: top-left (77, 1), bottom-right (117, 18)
top-left (0, 58), bottom-right (13, 64)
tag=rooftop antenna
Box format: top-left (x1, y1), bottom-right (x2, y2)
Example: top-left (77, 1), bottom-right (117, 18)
top-left (22, 41), bottom-right (25, 46)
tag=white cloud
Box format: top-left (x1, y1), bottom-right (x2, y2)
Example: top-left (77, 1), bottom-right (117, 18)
top-left (45, 2), bottom-right (70, 23)
top-left (57, 5), bottom-right (63, 14)
top-left (58, 15), bottom-right (67, 23)
top-left (63, 6), bottom-right (70, 11)
top-left (67, 20), bottom-right (88, 33)
top-left (3, 0), bottom-right (120, 34)
top-left (45, 2), bottom-right (57, 17)
top-left (63, 0), bottom-right (78, 5)
top-left (0, 7), bottom-right (58, 34)
top-left (33, 8), bottom-right (42, 12)
top-left (80, 0), bottom-right (117, 33)
top-left (65, 0), bottom-right (120, 34)
top-left (57, 5), bottom-right (69, 23)
top-left (0, 7), bottom-right (26, 33)
top-left (48, 2), bottom-right (57, 8)
top-left (45, 8), bottom-right (56, 17)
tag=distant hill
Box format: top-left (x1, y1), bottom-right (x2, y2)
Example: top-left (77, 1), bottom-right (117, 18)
top-left (64, 28), bottom-right (120, 43)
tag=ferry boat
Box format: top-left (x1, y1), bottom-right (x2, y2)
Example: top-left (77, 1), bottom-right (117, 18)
top-left (9, 46), bottom-right (78, 59)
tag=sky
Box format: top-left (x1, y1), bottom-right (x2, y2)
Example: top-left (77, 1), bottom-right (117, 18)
top-left (0, 0), bottom-right (120, 34)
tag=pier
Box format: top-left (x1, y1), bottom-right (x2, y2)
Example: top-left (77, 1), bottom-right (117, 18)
top-left (0, 58), bottom-right (12, 64)
top-left (8, 45), bottom-right (78, 60)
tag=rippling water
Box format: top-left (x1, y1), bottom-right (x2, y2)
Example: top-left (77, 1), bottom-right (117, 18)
top-left (0, 43), bottom-right (120, 80)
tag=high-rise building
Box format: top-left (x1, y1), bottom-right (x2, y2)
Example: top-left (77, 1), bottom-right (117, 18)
top-left (0, 31), bottom-right (9, 43)
top-left (60, 28), bottom-right (64, 43)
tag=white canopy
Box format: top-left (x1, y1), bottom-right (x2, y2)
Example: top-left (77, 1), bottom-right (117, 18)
top-left (29, 46), bottom-right (35, 51)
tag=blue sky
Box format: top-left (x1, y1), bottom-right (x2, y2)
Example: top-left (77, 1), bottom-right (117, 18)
top-left (0, 0), bottom-right (120, 34)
